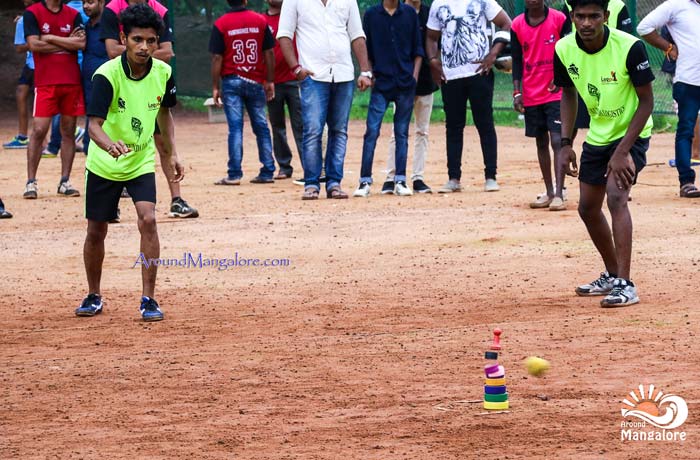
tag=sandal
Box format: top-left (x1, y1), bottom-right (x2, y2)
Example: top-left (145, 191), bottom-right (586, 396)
top-left (679, 183), bottom-right (700, 198)
top-left (302, 187), bottom-right (319, 200)
top-left (214, 177), bottom-right (241, 186)
top-left (326, 186), bottom-right (348, 199)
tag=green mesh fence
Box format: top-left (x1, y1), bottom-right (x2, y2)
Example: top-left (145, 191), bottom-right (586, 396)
top-left (170, 0), bottom-right (671, 114)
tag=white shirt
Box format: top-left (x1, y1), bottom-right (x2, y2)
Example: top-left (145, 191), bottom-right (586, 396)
top-left (427, 0), bottom-right (502, 80)
top-left (277, 0), bottom-right (365, 83)
top-left (637, 0), bottom-right (700, 86)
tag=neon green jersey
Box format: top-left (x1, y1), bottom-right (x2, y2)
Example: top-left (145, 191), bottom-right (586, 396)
top-left (554, 27), bottom-right (653, 146)
top-left (86, 54), bottom-right (174, 181)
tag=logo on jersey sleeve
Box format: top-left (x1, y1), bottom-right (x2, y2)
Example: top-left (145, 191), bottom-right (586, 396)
top-left (118, 97), bottom-right (126, 112)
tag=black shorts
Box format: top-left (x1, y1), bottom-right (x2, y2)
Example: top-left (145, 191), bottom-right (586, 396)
top-left (18, 65), bottom-right (34, 87)
top-left (524, 101), bottom-right (561, 137)
top-left (85, 170), bottom-right (157, 222)
top-left (579, 137), bottom-right (649, 186)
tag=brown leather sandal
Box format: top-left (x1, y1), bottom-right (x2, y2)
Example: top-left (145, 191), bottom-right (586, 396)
top-left (326, 186), bottom-right (348, 199)
top-left (302, 188), bottom-right (319, 200)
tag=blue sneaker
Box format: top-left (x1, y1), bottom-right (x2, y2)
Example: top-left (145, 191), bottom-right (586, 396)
top-left (75, 293), bottom-right (103, 317)
top-left (140, 296), bottom-right (164, 322)
top-left (3, 136), bottom-right (28, 149)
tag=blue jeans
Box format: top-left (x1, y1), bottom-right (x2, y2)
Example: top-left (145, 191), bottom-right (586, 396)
top-left (48, 115), bottom-right (61, 153)
top-left (299, 78), bottom-right (354, 191)
top-left (360, 86), bottom-right (415, 184)
top-left (221, 76), bottom-right (275, 180)
top-left (673, 82), bottom-right (700, 186)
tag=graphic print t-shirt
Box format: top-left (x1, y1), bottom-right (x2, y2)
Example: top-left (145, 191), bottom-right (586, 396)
top-left (427, 0), bottom-right (502, 80)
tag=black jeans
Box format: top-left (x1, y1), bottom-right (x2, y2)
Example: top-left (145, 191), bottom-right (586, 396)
top-left (267, 80), bottom-right (304, 175)
top-left (441, 73), bottom-right (497, 180)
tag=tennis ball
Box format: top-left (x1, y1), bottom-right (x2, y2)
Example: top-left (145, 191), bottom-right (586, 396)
top-left (525, 356), bottom-right (550, 377)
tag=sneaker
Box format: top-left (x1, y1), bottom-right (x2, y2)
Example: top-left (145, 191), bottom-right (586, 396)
top-left (353, 181), bottom-right (371, 198)
top-left (412, 179), bottom-right (432, 194)
top-left (438, 179), bottom-right (462, 193)
top-left (140, 296), bottom-right (164, 322)
top-left (109, 208), bottom-right (121, 224)
top-left (250, 176), bottom-right (274, 184)
top-left (75, 293), bottom-right (103, 317)
top-left (41, 148), bottom-right (58, 159)
top-left (575, 271), bottom-right (615, 296)
top-left (293, 178), bottom-right (305, 186)
top-left (74, 126), bottom-right (85, 144)
top-left (600, 279), bottom-right (639, 308)
top-left (23, 181), bottom-right (38, 199)
top-left (169, 197), bottom-right (199, 218)
top-left (538, 187), bottom-right (568, 202)
top-left (394, 181), bottom-right (413, 196)
top-left (484, 178), bottom-right (500, 192)
top-left (57, 180), bottom-right (80, 197)
top-left (3, 135), bottom-right (28, 149)
top-left (549, 196), bottom-right (566, 211)
top-left (0, 199), bottom-right (12, 219)
top-left (381, 181), bottom-right (395, 195)
top-left (530, 194), bottom-right (553, 208)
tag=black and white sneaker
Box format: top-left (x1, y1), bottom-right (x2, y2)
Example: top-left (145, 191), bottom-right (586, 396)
top-left (353, 181), bottom-right (371, 197)
top-left (600, 279), bottom-right (639, 308)
top-left (381, 181), bottom-right (395, 195)
top-left (575, 271), bottom-right (615, 296)
top-left (412, 179), bottom-right (432, 194)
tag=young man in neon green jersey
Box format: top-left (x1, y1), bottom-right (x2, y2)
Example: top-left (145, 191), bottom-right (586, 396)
top-left (554, 0), bottom-right (654, 307)
top-left (75, 4), bottom-right (184, 321)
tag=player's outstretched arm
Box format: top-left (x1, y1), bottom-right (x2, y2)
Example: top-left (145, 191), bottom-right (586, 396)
top-left (88, 117), bottom-right (130, 158)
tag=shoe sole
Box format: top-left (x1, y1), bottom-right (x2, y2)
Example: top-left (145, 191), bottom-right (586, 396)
top-left (142, 315), bottom-right (164, 322)
top-left (600, 297), bottom-right (640, 308)
top-left (415, 189), bottom-right (432, 194)
top-left (353, 193), bottom-right (370, 198)
top-left (575, 289), bottom-right (611, 296)
top-left (23, 194), bottom-right (37, 199)
top-left (41, 154), bottom-right (58, 158)
top-left (168, 211), bottom-right (198, 218)
top-left (75, 308), bottom-right (102, 317)
top-left (58, 192), bottom-right (81, 197)
top-left (4, 146), bottom-right (28, 149)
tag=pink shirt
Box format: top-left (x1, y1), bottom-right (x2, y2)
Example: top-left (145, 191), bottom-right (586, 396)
top-left (511, 9), bottom-right (567, 107)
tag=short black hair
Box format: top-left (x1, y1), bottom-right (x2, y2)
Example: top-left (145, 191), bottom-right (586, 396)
top-left (567, 0), bottom-right (609, 12)
top-left (120, 3), bottom-right (164, 37)
top-left (227, 0), bottom-right (245, 7)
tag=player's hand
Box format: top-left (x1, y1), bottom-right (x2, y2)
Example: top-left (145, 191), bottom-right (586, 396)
top-left (513, 94), bottom-right (524, 114)
top-left (170, 158), bottom-right (185, 182)
top-left (106, 140), bottom-right (130, 158)
top-left (668, 44), bottom-right (678, 61)
top-left (70, 27), bottom-right (85, 38)
top-left (606, 151), bottom-right (635, 190)
top-left (559, 145), bottom-right (578, 177)
top-left (475, 52), bottom-right (497, 75)
top-left (295, 67), bottom-right (314, 81)
top-left (212, 88), bottom-right (222, 108)
top-left (357, 75), bottom-right (372, 91)
top-left (547, 80), bottom-right (560, 93)
top-left (429, 59), bottom-right (446, 87)
top-left (264, 81), bottom-right (275, 101)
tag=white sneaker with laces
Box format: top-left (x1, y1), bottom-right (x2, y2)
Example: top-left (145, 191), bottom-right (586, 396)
top-left (23, 181), bottom-right (38, 199)
top-left (353, 182), bottom-right (371, 198)
top-left (394, 181), bottom-right (413, 196)
top-left (484, 178), bottom-right (500, 192)
top-left (575, 271), bottom-right (615, 296)
top-left (57, 180), bottom-right (80, 197)
top-left (600, 278), bottom-right (639, 308)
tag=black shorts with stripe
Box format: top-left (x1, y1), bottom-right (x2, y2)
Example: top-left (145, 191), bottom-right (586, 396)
top-left (85, 170), bottom-right (156, 222)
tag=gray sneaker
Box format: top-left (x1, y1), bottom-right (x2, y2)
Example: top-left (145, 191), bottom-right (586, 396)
top-left (601, 278), bottom-right (639, 308)
top-left (438, 179), bottom-right (462, 193)
top-left (576, 271), bottom-right (615, 296)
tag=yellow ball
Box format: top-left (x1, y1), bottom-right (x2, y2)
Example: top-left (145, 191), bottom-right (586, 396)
top-left (525, 356), bottom-right (550, 377)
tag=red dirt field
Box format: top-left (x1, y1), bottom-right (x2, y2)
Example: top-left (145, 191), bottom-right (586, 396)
top-left (0, 109), bottom-right (697, 459)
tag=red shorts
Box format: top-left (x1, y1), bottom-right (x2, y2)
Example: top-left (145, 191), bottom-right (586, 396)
top-left (33, 84), bottom-right (85, 118)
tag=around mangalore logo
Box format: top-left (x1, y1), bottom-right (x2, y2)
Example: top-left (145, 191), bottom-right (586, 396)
top-left (620, 384), bottom-right (688, 441)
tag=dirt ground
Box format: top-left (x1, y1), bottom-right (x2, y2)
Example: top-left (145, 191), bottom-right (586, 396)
top-left (0, 107), bottom-right (698, 459)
